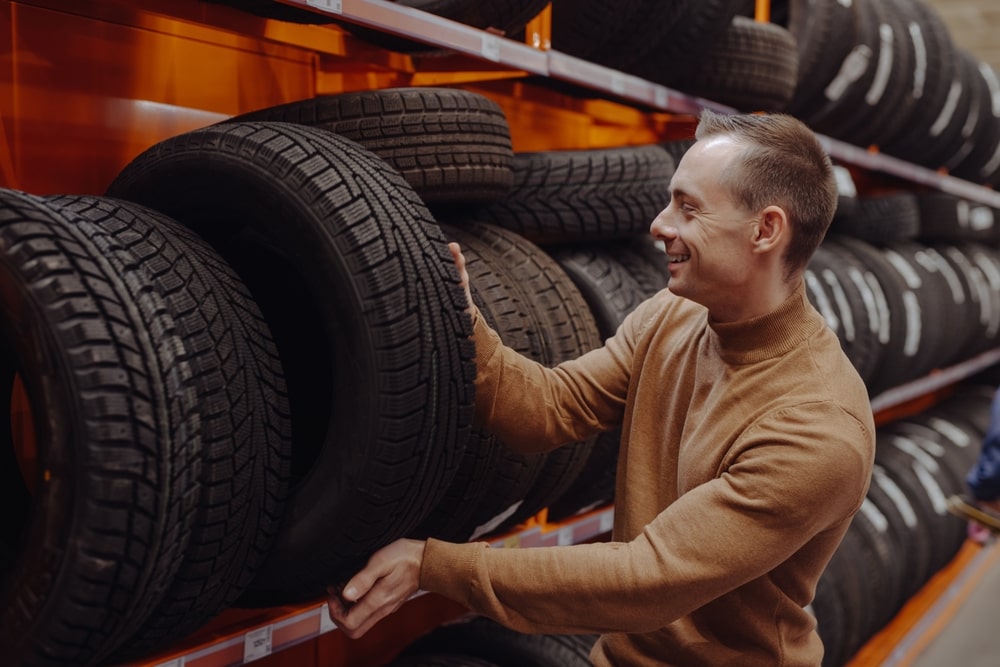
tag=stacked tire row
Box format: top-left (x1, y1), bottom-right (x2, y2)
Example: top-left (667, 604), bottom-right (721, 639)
top-left (805, 183), bottom-right (1000, 397)
top-left (1, 101), bottom-right (485, 663)
top-left (813, 382), bottom-right (995, 666)
top-left (4, 80), bottom-right (999, 667)
top-left (0, 86), bottom-right (673, 665)
top-left (547, 0), bottom-right (1000, 187)
top-left (223, 0), bottom-right (1000, 186)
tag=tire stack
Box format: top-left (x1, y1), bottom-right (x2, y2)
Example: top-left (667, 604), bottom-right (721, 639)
top-left (813, 383), bottom-right (994, 666)
top-left (804, 177), bottom-right (1000, 397)
top-left (3, 22), bottom-right (1000, 660)
top-left (1, 91), bottom-right (491, 663)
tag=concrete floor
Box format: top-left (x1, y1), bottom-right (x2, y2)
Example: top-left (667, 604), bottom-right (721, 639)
top-left (909, 541), bottom-right (1000, 667)
top-left (862, 539), bottom-right (1000, 667)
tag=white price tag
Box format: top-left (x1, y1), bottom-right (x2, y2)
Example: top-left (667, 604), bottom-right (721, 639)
top-left (320, 603), bottom-right (337, 634)
top-left (599, 510), bottom-right (614, 534)
top-left (610, 73), bottom-right (626, 96)
top-left (154, 659), bottom-right (184, 667)
top-left (306, 0), bottom-right (342, 13)
top-left (244, 626), bottom-right (273, 662)
top-left (481, 34), bottom-right (501, 62)
top-left (654, 87), bottom-right (668, 109)
top-left (557, 526), bottom-right (574, 546)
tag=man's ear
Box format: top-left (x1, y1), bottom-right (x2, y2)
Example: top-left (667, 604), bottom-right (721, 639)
top-left (751, 205), bottom-right (788, 254)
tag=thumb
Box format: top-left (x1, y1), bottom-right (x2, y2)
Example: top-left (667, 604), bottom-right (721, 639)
top-left (448, 242), bottom-right (474, 312)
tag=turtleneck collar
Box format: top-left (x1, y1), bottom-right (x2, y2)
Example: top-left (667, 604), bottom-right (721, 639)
top-left (708, 281), bottom-right (823, 364)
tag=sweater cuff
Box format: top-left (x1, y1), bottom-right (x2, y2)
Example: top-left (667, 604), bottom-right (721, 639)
top-left (471, 304), bottom-right (501, 367)
top-left (420, 538), bottom-right (488, 607)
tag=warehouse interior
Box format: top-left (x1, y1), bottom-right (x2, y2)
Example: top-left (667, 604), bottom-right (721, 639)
top-left (3, 1), bottom-right (1000, 666)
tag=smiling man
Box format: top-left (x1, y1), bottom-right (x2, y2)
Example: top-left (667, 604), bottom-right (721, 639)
top-left (327, 109), bottom-right (876, 667)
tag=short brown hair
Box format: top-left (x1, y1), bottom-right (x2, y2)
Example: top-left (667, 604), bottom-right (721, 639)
top-left (695, 109), bottom-right (837, 277)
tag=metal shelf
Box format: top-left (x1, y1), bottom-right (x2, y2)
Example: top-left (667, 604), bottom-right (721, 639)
top-left (131, 507), bottom-right (616, 667)
top-left (279, 0), bottom-right (1000, 209)
top-left (95, 4), bottom-right (1000, 666)
top-left (128, 342), bottom-right (1000, 666)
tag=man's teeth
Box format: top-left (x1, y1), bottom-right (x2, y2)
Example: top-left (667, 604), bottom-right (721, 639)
top-left (668, 254), bottom-right (690, 263)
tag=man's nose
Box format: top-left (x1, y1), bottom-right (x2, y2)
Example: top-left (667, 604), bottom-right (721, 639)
top-left (650, 210), bottom-right (677, 240)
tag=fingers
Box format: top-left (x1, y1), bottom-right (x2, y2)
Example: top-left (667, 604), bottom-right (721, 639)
top-left (325, 539), bottom-right (426, 639)
top-left (448, 241), bottom-right (474, 312)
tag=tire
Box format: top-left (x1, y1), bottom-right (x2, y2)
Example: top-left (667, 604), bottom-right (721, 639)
top-left (45, 195), bottom-right (293, 657)
top-left (784, 0), bottom-right (858, 118)
top-left (916, 192), bottom-right (1000, 244)
top-left (0, 190), bottom-right (202, 666)
top-left (636, 16), bottom-right (800, 113)
top-left (106, 121), bottom-right (477, 599)
top-left (409, 229), bottom-right (546, 542)
top-left (806, 243), bottom-right (883, 384)
top-left (829, 192), bottom-right (921, 244)
top-left (442, 222), bottom-right (602, 538)
top-left (835, 0), bottom-right (919, 148)
top-left (402, 615), bottom-right (598, 667)
top-left (229, 88), bottom-right (515, 205)
top-left (471, 145), bottom-right (673, 244)
top-left (548, 244), bottom-right (649, 340)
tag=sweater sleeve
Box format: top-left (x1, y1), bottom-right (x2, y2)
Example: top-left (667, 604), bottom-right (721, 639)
top-left (469, 297), bottom-right (651, 453)
top-left (419, 401), bottom-right (874, 635)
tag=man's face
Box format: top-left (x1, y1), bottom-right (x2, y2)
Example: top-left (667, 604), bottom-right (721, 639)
top-left (650, 137), bottom-right (759, 320)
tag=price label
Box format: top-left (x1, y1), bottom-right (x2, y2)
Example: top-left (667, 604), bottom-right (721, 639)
top-left (502, 534), bottom-right (521, 549)
top-left (154, 659), bottom-right (184, 667)
top-left (320, 603), bottom-right (337, 634)
top-left (610, 73), bottom-right (626, 96)
top-left (481, 34), bottom-right (502, 62)
top-left (306, 0), bottom-right (342, 13)
top-left (654, 87), bottom-right (668, 109)
top-left (244, 626), bottom-right (273, 662)
top-left (557, 526), bottom-right (574, 546)
top-left (599, 510), bottom-right (614, 534)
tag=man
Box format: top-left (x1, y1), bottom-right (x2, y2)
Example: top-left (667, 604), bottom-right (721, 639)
top-left (328, 109), bottom-right (876, 666)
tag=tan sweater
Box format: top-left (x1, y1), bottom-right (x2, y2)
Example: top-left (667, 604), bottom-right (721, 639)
top-left (420, 283), bottom-right (875, 667)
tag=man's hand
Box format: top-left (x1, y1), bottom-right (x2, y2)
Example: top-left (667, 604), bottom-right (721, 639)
top-left (449, 242), bottom-right (474, 313)
top-left (326, 538), bottom-right (426, 639)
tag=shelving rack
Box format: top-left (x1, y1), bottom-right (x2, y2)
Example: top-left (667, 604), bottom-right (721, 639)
top-left (4, 1), bottom-right (1000, 665)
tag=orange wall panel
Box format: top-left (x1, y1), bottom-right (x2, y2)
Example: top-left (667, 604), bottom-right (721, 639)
top-left (1, 1), bottom-right (315, 194)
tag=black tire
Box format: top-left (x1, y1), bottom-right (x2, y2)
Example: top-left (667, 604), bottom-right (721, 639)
top-left (472, 145), bottom-right (673, 244)
top-left (45, 195), bottom-right (293, 657)
top-left (785, 0), bottom-right (858, 118)
top-left (867, 463), bottom-right (932, 601)
top-left (806, 243), bottom-right (882, 384)
top-left (549, 0), bottom-right (694, 71)
top-left (403, 615), bottom-right (598, 667)
top-left (443, 222), bottom-right (602, 538)
top-left (106, 121), bottom-right (476, 599)
top-left (916, 192), bottom-right (1000, 244)
top-left (829, 192), bottom-right (921, 244)
top-left (835, 0), bottom-right (919, 148)
top-left (636, 16), bottom-right (800, 113)
top-left (799, 0), bottom-right (883, 137)
top-left (548, 245), bottom-right (649, 340)
top-left (0, 190), bottom-right (202, 666)
top-left (409, 229), bottom-right (546, 542)
top-left (229, 87), bottom-right (515, 205)
top-left (603, 235), bottom-right (670, 299)
top-left (388, 653), bottom-right (503, 667)
top-left (824, 235), bottom-right (912, 395)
